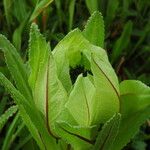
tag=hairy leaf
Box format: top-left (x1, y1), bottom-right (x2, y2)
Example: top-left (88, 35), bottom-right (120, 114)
top-left (28, 23), bottom-right (49, 115)
top-left (0, 73), bottom-right (57, 149)
top-left (29, 24), bottom-right (68, 138)
top-left (83, 11), bottom-right (104, 47)
top-left (0, 73), bottom-right (44, 149)
top-left (0, 105), bottom-right (18, 131)
top-left (0, 34), bottom-right (32, 101)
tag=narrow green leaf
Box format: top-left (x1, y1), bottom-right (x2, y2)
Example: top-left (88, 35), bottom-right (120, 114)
top-left (83, 11), bottom-right (105, 47)
top-left (0, 105), bottom-right (18, 131)
top-left (85, 0), bottom-right (98, 14)
top-left (105, 0), bottom-right (119, 27)
top-left (30, 0), bottom-right (53, 22)
top-left (13, 0), bottom-right (28, 23)
top-left (3, 0), bottom-right (13, 26)
top-left (55, 0), bottom-right (63, 28)
top-left (19, 106), bottom-right (46, 150)
top-left (13, 13), bottom-right (29, 50)
top-left (111, 21), bottom-right (133, 64)
top-left (0, 72), bottom-right (31, 106)
top-left (69, 0), bottom-right (75, 31)
top-left (0, 72), bottom-right (58, 149)
top-left (0, 73), bottom-right (43, 148)
top-left (93, 113), bottom-right (121, 150)
top-left (0, 96), bottom-right (8, 115)
top-left (0, 34), bottom-right (32, 101)
top-left (15, 135), bottom-right (32, 150)
top-left (2, 113), bottom-right (20, 150)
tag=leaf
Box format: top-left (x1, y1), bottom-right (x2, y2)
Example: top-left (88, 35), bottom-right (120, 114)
top-left (53, 27), bottom-right (108, 92)
top-left (53, 28), bottom-right (85, 68)
top-left (93, 113), bottom-right (121, 150)
top-left (132, 140), bottom-right (147, 150)
top-left (0, 34), bottom-right (32, 101)
top-left (85, 0), bottom-right (98, 14)
top-left (112, 106), bottom-right (150, 150)
top-left (111, 80), bottom-right (150, 150)
top-left (120, 80), bottom-right (150, 116)
top-left (53, 28), bottom-right (99, 90)
top-left (47, 54), bottom-right (68, 136)
top-left (0, 72), bottom-right (58, 149)
top-left (19, 106), bottom-right (46, 150)
top-left (105, 0), bottom-right (119, 27)
top-left (0, 96), bottom-right (8, 115)
top-left (3, 0), bottom-right (13, 26)
top-left (30, 0), bottom-right (53, 22)
top-left (0, 73), bottom-right (44, 149)
top-left (90, 50), bottom-right (120, 124)
top-left (65, 74), bottom-right (95, 126)
top-left (56, 121), bottom-right (98, 141)
top-left (55, 0), bottom-right (63, 27)
top-left (53, 29), bottom-right (83, 91)
top-left (53, 27), bottom-right (120, 125)
top-left (68, 0), bottom-right (75, 31)
top-left (28, 23), bottom-right (50, 114)
top-left (111, 21), bottom-right (133, 64)
top-left (83, 11), bottom-right (105, 47)
top-left (0, 105), bottom-right (18, 131)
top-left (55, 122), bottom-right (94, 150)
top-left (13, 13), bottom-right (30, 50)
top-left (13, 0), bottom-right (28, 23)
top-left (2, 112), bottom-right (20, 150)
top-left (28, 24), bottom-right (68, 138)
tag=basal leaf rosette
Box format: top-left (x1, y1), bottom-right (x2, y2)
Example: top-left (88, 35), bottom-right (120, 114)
top-left (28, 23), bottom-right (120, 149)
top-left (0, 11), bottom-right (150, 150)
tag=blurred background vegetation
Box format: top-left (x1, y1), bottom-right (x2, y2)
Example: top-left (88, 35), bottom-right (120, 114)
top-left (0, 0), bottom-right (150, 149)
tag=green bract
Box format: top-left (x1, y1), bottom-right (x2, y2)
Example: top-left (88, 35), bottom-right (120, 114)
top-left (0, 11), bottom-right (150, 150)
